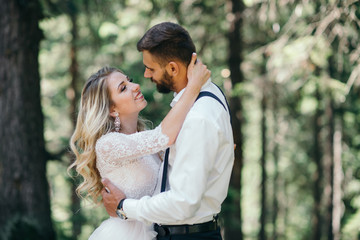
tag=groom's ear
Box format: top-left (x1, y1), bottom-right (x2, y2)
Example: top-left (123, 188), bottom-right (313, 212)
top-left (166, 61), bottom-right (180, 77)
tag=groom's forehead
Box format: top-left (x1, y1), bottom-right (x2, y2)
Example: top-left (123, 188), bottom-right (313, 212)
top-left (143, 51), bottom-right (162, 67)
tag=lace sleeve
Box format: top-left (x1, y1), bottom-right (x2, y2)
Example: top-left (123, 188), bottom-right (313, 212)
top-left (95, 125), bottom-right (169, 167)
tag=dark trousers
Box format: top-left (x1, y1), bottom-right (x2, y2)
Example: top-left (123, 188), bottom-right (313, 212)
top-left (156, 227), bottom-right (222, 240)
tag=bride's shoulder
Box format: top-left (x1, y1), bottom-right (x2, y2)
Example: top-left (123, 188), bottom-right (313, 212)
top-left (98, 131), bottom-right (122, 141)
top-left (96, 132), bottom-right (126, 149)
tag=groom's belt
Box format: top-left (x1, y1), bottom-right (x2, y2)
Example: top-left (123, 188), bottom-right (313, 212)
top-left (154, 218), bottom-right (218, 237)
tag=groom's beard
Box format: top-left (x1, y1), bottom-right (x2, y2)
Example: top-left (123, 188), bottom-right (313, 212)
top-left (153, 71), bottom-right (174, 94)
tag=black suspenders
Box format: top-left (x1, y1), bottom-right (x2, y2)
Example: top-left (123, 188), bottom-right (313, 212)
top-left (160, 84), bottom-right (231, 192)
top-left (197, 83), bottom-right (232, 122)
top-left (160, 148), bottom-right (170, 192)
top-left (196, 91), bottom-right (227, 111)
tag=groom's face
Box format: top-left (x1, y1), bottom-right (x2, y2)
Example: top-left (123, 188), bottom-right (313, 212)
top-left (142, 50), bottom-right (174, 93)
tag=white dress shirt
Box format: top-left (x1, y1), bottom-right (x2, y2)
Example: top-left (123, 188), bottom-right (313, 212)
top-left (124, 79), bottom-right (234, 225)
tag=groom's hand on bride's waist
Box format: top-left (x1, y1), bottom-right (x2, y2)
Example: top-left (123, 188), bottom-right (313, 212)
top-left (101, 178), bottom-right (126, 218)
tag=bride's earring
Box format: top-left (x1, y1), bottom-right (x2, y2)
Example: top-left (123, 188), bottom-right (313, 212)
top-left (114, 112), bottom-right (121, 132)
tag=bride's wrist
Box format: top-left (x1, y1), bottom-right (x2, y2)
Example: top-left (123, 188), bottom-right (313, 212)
top-left (185, 84), bottom-right (201, 97)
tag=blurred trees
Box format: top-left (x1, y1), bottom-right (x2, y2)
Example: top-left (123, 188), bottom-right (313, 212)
top-left (1, 0), bottom-right (360, 239)
top-left (242, 0), bottom-right (360, 239)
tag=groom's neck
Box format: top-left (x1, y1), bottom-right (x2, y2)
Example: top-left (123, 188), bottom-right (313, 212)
top-left (172, 67), bottom-right (188, 93)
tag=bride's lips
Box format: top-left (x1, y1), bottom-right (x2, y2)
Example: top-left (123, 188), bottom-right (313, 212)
top-left (134, 91), bottom-right (144, 100)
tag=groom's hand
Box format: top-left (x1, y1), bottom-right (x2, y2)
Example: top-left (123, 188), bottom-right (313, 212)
top-left (101, 178), bottom-right (126, 217)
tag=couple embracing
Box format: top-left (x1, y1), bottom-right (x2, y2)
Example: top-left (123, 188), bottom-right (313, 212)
top-left (70, 22), bottom-right (234, 240)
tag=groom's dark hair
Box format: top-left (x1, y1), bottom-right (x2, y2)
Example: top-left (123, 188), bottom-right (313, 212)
top-left (137, 22), bottom-right (196, 67)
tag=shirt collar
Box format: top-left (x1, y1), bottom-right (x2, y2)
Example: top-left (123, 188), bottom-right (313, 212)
top-left (170, 78), bottom-right (212, 108)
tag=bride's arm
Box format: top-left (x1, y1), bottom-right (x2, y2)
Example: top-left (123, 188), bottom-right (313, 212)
top-left (96, 54), bottom-right (210, 162)
top-left (160, 53), bottom-right (210, 145)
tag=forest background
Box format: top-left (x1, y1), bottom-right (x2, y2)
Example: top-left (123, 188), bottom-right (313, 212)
top-left (1, 0), bottom-right (360, 240)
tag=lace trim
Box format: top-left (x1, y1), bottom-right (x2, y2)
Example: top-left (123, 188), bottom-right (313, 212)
top-left (95, 125), bottom-right (168, 173)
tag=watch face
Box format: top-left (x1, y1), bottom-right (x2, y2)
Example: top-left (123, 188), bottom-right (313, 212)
top-left (116, 209), bottom-right (127, 220)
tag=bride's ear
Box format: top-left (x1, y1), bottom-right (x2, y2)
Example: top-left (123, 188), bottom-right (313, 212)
top-left (109, 111), bottom-right (117, 118)
top-left (109, 106), bottom-right (117, 118)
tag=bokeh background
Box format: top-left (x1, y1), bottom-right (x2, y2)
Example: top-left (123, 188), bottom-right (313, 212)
top-left (1, 0), bottom-right (360, 239)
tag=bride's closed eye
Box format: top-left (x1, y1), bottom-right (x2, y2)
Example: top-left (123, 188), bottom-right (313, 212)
top-left (120, 78), bottom-right (134, 92)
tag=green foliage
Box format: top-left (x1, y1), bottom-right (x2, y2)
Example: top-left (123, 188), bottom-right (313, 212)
top-left (38, 0), bottom-right (360, 239)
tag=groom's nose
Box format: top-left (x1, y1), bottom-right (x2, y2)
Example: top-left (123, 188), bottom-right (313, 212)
top-left (144, 68), bottom-right (152, 78)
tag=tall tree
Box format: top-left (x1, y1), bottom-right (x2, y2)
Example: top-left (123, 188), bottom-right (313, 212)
top-left (324, 95), bottom-right (335, 240)
top-left (328, 47), bottom-right (344, 240)
top-left (270, 81), bottom-right (280, 240)
top-left (259, 54), bottom-right (268, 240)
top-left (311, 82), bottom-right (323, 240)
top-left (331, 119), bottom-right (342, 240)
top-left (68, 4), bottom-right (84, 239)
top-left (223, 0), bottom-right (245, 239)
top-left (0, 0), bottom-right (55, 239)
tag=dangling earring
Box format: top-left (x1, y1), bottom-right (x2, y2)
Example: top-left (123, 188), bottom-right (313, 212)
top-left (114, 112), bottom-right (121, 132)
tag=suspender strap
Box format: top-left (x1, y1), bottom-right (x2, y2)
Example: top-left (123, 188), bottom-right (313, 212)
top-left (160, 86), bottom-right (231, 193)
top-left (161, 148), bottom-right (170, 192)
top-left (196, 91), bottom-right (227, 112)
top-left (212, 83), bottom-right (231, 117)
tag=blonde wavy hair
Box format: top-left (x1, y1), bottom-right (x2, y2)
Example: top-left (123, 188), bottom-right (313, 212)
top-left (69, 66), bottom-right (146, 204)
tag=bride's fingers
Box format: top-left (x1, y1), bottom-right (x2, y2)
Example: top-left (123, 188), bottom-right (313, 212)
top-left (189, 52), bottom-right (197, 68)
top-left (206, 70), bottom-right (211, 79)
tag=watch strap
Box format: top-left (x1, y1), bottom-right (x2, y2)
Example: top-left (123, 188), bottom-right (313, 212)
top-left (117, 198), bottom-right (126, 210)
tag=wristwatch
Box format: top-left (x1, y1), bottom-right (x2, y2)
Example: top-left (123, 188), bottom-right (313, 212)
top-left (116, 198), bottom-right (127, 220)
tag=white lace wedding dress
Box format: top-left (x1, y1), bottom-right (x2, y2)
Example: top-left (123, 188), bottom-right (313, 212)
top-left (88, 125), bottom-right (169, 240)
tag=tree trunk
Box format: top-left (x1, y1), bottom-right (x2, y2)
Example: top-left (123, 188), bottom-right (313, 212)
top-left (259, 54), bottom-right (268, 240)
top-left (328, 53), bottom-right (344, 240)
top-left (324, 97), bottom-right (334, 240)
top-left (259, 88), bottom-right (267, 240)
top-left (68, 10), bottom-right (83, 240)
top-left (311, 85), bottom-right (323, 240)
top-left (332, 119), bottom-right (342, 240)
top-left (0, 0), bottom-right (55, 239)
top-left (271, 82), bottom-right (280, 240)
top-left (223, 0), bottom-right (245, 239)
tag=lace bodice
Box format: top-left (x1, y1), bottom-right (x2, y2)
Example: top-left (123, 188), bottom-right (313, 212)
top-left (96, 125), bottom-right (169, 199)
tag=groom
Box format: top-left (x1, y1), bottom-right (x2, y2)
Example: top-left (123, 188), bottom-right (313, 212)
top-left (102, 22), bottom-right (234, 239)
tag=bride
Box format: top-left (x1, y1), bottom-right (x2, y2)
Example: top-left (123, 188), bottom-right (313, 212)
top-left (69, 53), bottom-right (210, 240)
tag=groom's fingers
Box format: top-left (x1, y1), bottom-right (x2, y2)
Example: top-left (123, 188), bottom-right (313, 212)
top-left (101, 178), bottom-right (126, 200)
top-left (101, 178), bottom-right (115, 192)
top-left (101, 178), bottom-right (124, 218)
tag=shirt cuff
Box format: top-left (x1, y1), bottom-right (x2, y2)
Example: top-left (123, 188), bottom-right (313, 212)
top-left (123, 198), bottom-right (139, 220)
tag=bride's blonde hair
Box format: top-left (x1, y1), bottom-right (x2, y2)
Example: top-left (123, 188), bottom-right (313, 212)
top-left (69, 66), bottom-right (146, 203)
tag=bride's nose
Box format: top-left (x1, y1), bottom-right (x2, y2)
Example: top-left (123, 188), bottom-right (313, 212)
top-left (131, 82), bottom-right (140, 92)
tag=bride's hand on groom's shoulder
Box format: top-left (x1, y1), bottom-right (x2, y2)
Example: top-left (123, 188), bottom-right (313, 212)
top-left (101, 178), bottom-right (126, 217)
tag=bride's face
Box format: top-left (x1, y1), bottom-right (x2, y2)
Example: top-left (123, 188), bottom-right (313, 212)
top-left (107, 71), bottom-right (147, 117)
